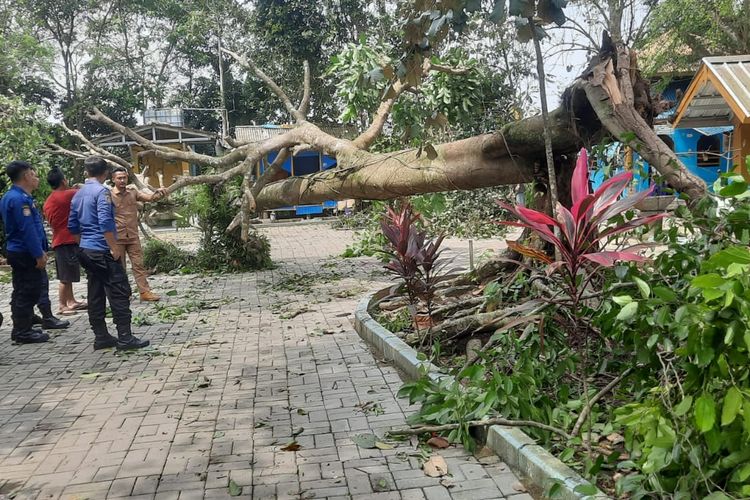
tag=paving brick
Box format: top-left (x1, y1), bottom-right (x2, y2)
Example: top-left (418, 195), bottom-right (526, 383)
top-left (0, 225), bottom-right (526, 500)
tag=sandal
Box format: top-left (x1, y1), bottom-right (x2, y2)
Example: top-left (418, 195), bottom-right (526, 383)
top-left (71, 302), bottom-right (88, 310)
top-left (57, 308), bottom-right (79, 316)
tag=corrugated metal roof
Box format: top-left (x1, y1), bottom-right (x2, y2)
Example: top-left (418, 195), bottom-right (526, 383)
top-left (234, 124), bottom-right (357, 144)
top-left (673, 55), bottom-right (750, 128)
top-left (93, 124), bottom-right (217, 147)
top-left (694, 126), bottom-right (734, 136)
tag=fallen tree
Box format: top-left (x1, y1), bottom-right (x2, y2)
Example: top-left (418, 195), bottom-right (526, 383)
top-left (49, 34), bottom-right (707, 240)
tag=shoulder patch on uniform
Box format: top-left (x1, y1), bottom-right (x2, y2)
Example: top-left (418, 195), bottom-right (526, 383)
top-left (104, 192), bottom-right (112, 204)
top-left (22, 204), bottom-right (31, 216)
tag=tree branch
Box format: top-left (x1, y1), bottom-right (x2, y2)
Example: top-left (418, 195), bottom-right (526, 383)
top-left (388, 417), bottom-right (571, 440)
top-left (424, 61), bottom-right (471, 75)
top-left (571, 367), bottom-right (633, 436)
top-left (352, 59), bottom-right (472, 150)
top-left (222, 47), bottom-right (305, 123)
top-left (58, 122), bottom-right (151, 191)
top-left (298, 60), bottom-right (311, 117)
top-left (352, 80), bottom-right (408, 150)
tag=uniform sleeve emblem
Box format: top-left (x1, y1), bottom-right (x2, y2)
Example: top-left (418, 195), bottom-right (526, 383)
top-left (105, 192), bottom-right (112, 204)
top-left (22, 204), bottom-right (31, 216)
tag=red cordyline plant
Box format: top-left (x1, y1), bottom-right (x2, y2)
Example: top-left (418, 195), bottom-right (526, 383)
top-left (381, 203), bottom-right (449, 333)
top-left (497, 148), bottom-right (666, 302)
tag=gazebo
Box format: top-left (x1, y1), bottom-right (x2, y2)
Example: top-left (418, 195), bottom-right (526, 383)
top-left (93, 123), bottom-right (217, 188)
top-left (672, 55), bottom-right (750, 177)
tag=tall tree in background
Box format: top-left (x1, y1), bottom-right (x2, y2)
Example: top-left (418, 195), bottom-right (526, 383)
top-left (638, 0), bottom-right (750, 74)
top-left (0, 0), bottom-right (56, 107)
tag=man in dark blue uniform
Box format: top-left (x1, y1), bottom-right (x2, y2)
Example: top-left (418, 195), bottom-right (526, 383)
top-left (68, 157), bottom-right (149, 351)
top-left (0, 161), bottom-right (50, 344)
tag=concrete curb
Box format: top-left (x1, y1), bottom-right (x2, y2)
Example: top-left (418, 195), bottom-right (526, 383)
top-left (354, 289), bottom-right (610, 500)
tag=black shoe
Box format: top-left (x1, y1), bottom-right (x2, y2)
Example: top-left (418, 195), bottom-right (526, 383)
top-left (14, 329), bottom-right (50, 344)
top-left (42, 315), bottom-right (70, 330)
top-left (116, 335), bottom-right (150, 351)
top-left (32, 314), bottom-right (43, 325)
top-left (11, 325), bottom-right (44, 341)
top-left (93, 334), bottom-right (119, 351)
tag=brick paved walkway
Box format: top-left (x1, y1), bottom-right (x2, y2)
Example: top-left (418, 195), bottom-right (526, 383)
top-left (0, 224), bottom-right (529, 500)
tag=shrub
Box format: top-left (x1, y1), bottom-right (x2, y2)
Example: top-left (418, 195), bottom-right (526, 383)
top-left (185, 183), bottom-right (273, 272)
top-left (142, 239), bottom-right (192, 273)
top-left (196, 230), bottom-right (272, 272)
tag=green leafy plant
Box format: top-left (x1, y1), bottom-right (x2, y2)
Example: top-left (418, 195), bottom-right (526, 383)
top-left (143, 239), bottom-right (192, 273)
top-left (381, 202), bottom-right (451, 329)
top-left (185, 184), bottom-right (273, 272)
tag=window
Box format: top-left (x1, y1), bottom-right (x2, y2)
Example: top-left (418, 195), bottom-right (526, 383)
top-left (292, 154), bottom-right (320, 176)
top-left (697, 135), bottom-right (721, 168)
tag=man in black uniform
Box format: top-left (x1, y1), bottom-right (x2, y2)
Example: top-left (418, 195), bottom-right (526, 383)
top-left (0, 161), bottom-right (50, 343)
top-left (68, 157), bottom-right (149, 350)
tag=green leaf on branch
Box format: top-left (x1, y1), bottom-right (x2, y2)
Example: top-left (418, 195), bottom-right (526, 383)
top-left (722, 387), bottom-right (742, 426)
top-left (616, 302), bottom-right (638, 321)
top-left (633, 276), bottom-right (650, 299)
top-left (674, 395), bottom-right (693, 417)
top-left (691, 273), bottom-right (725, 289)
top-left (694, 394), bottom-right (716, 433)
top-left (719, 181), bottom-right (748, 197)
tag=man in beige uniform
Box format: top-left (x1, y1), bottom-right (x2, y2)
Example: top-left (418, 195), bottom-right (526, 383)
top-left (110, 167), bottom-right (167, 302)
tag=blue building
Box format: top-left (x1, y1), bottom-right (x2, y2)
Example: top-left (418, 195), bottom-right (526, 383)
top-left (234, 124), bottom-right (354, 217)
top-left (592, 66), bottom-right (739, 193)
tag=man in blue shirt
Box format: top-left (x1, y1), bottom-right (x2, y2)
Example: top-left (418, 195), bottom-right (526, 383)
top-left (0, 161), bottom-right (50, 344)
top-left (68, 157), bottom-right (149, 350)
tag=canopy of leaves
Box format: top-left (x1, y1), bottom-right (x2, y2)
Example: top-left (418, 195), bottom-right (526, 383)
top-left (638, 0), bottom-right (750, 74)
top-left (0, 0), bottom-right (55, 107)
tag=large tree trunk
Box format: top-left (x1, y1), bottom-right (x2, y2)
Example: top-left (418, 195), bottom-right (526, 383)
top-left (251, 46), bottom-right (707, 210)
top-left (52, 38), bottom-right (708, 236)
top-left (255, 135), bottom-right (535, 209)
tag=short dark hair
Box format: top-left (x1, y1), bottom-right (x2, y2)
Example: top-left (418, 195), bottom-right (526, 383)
top-left (6, 161), bottom-right (34, 182)
top-left (111, 166), bottom-right (129, 176)
top-left (84, 157), bottom-right (109, 177)
top-left (47, 167), bottom-right (65, 189)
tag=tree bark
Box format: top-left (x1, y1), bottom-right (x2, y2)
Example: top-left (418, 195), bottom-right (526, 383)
top-left (54, 41), bottom-right (708, 218)
top-left (255, 134), bottom-right (537, 210)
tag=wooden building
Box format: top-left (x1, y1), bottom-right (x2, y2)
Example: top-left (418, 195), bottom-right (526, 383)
top-left (93, 124), bottom-right (217, 188)
top-left (672, 55), bottom-right (750, 178)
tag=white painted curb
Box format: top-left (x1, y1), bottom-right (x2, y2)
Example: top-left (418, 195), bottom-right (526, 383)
top-left (354, 289), bottom-right (611, 500)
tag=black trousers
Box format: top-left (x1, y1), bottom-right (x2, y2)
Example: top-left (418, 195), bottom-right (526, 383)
top-left (78, 249), bottom-right (132, 338)
top-left (7, 251), bottom-right (43, 332)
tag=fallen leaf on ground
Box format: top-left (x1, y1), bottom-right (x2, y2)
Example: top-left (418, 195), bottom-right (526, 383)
top-left (352, 433), bottom-right (378, 449)
top-left (296, 408), bottom-right (308, 415)
top-left (281, 441), bottom-right (301, 451)
top-left (423, 455), bottom-right (449, 477)
top-left (375, 441), bottom-right (394, 450)
top-left (512, 482), bottom-right (527, 492)
top-left (427, 436), bottom-right (450, 449)
top-left (228, 479), bottom-right (242, 496)
top-left (194, 376), bottom-right (211, 389)
top-left (440, 478), bottom-right (455, 488)
top-left (80, 372), bottom-right (101, 379)
top-left (292, 427), bottom-right (305, 437)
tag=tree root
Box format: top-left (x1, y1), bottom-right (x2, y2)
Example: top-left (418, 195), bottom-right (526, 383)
top-left (432, 297), bottom-right (485, 319)
top-left (431, 300), bottom-right (545, 340)
top-left (388, 417), bottom-right (571, 439)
